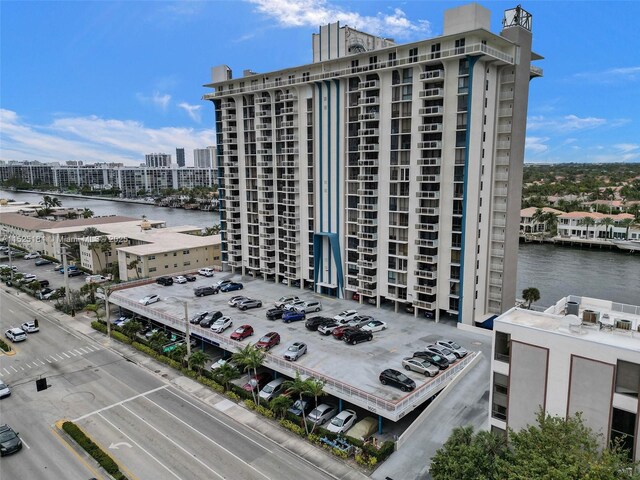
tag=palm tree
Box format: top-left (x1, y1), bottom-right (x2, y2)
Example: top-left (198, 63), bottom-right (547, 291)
top-left (598, 217), bottom-right (615, 239)
top-left (213, 362), bottom-right (240, 391)
top-left (127, 259), bottom-right (141, 279)
top-left (202, 224), bottom-right (222, 236)
top-left (531, 208), bottom-right (546, 234)
top-left (82, 227), bottom-right (101, 238)
top-left (99, 236), bottom-right (112, 270)
top-left (578, 216), bottom-right (596, 239)
top-left (618, 218), bottom-right (635, 240)
top-left (283, 373), bottom-right (312, 434)
top-left (27, 280), bottom-right (41, 292)
top-left (81, 208), bottom-right (94, 218)
top-left (121, 320), bottom-right (143, 341)
top-left (270, 396), bottom-right (293, 419)
top-left (148, 331), bottom-right (168, 353)
top-left (80, 282), bottom-right (98, 304)
top-left (169, 343), bottom-right (188, 366)
top-left (305, 377), bottom-right (326, 434)
top-left (188, 350), bottom-right (210, 376)
top-left (522, 287), bottom-right (541, 309)
top-left (89, 241), bottom-right (103, 272)
top-left (542, 212), bottom-right (560, 237)
top-left (232, 344), bottom-right (266, 405)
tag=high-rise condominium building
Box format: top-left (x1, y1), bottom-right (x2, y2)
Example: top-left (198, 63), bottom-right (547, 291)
top-left (176, 148), bottom-right (186, 167)
top-left (204, 4), bottom-right (542, 325)
top-left (194, 148), bottom-right (213, 168)
top-left (145, 153), bottom-right (171, 168)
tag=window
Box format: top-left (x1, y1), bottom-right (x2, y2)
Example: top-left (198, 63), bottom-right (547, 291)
top-left (615, 360), bottom-right (640, 397)
top-left (173, 252), bottom-right (177, 256)
top-left (455, 38), bottom-right (466, 55)
top-left (430, 43), bottom-right (441, 59)
top-left (610, 408), bottom-right (636, 461)
top-left (149, 255), bottom-right (155, 260)
top-left (183, 261), bottom-right (191, 266)
top-left (408, 47), bottom-right (418, 62)
top-left (182, 250), bottom-right (190, 254)
top-left (149, 267), bottom-right (156, 273)
top-left (492, 372), bottom-right (508, 421)
top-left (494, 331), bottom-right (511, 362)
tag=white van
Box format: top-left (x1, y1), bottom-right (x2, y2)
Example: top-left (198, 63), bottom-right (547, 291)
top-left (86, 275), bottom-right (108, 284)
top-left (198, 268), bottom-right (214, 277)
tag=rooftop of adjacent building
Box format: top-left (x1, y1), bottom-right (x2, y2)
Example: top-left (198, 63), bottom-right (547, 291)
top-left (496, 295), bottom-right (640, 353)
top-left (0, 211), bottom-right (138, 231)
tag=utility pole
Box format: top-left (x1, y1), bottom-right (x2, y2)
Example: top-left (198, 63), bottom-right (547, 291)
top-left (183, 300), bottom-right (191, 357)
top-left (104, 285), bottom-right (112, 338)
top-left (61, 245), bottom-right (71, 312)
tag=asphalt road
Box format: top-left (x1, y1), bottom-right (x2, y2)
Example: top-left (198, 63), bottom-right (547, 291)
top-left (0, 290), bottom-right (338, 480)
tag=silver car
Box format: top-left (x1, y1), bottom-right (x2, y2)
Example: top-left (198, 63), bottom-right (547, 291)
top-left (284, 342), bottom-right (307, 361)
top-left (307, 403), bottom-right (337, 425)
top-left (436, 340), bottom-right (468, 358)
top-left (402, 357), bottom-right (440, 377)
top-left (426, 345), bottom-right (457, 363)
top-left (237, 298), bottom-right (263, 311)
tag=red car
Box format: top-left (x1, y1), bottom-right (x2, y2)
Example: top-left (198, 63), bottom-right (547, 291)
top-left (242, 372), bottom-right (272, 391)
top-left (230, 324), bottom-right (254, 341)
top-left (256, 332), bottom-right (280, 351)
top-left (332, 325), bottom-right (359, 340)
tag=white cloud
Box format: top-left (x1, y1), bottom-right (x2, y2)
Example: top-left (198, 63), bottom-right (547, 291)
top-left (246, 0), bottom-right (431, 39)
top-left (178, 102), bottom-right (202, 122)
top-left (136, 91), bottom-right (172, 110)
top-left (0, 109), bottom-right (215, 165)
top-left (528, 114), bottom-right (608, 132)
top-left (575, 66), bottom-right (640, 83)
top-left (614, 143), bottom-right (639, 153)
top-left (525, 136), bottom-right (549, 154)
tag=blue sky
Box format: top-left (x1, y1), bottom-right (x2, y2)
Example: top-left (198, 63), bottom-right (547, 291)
top-left (1, 0), bottom-right (639, 165)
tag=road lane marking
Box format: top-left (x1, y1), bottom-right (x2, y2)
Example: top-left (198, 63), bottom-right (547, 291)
top-left (141, 396), bottom-right (271, 480)
top-left (163, 388), bottom-right (272, 453)
top-left (21, 437), bottom-right (31, 449)
top-left (97, 413), bottom-right (182, 480)
top-left (62, 352), bottom-right (70, 359)
top-left (120, 405), bottom-right (225, 480)
top-left (79, 347), bottom-right (91, 353)
top-left (73, 385), bottom-right (168, 422)
top-left (50, 425), bottom-right (104, 480)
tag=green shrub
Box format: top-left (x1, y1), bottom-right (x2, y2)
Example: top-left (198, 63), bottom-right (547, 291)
top-left (256, 405), bottom-right (275, 418)
top-left (62, 421), bottom-right (127, 478)
top-left (0, 339), bottom-right (11, 353)
top-left (279, 419), bottom-right (305, 436)
top-left (332, 447), bottom-right (348, 459)
top-left (226, 391), bottom-right (240, 401)
top-left (91, 321), bottom-right (107, 334)
top-left (367, 456), bottom-right (378, 468)
top-left (244, 399), bottom-right (257, 410)
top-left (308, 433), bottom-right (321, 445)
top-left (111, 331), bottom-right (131, 344)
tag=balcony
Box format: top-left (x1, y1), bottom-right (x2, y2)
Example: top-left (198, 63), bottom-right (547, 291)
top-left (357, 246), bottom-right (376, 254)
top-left (221, 114), bottom-right (236, 121)
top-left (358, 112), bottom-right (380, 121)
top-left (357, 203), bottom-right (377, 211)
top-left (256, 136), bottom-right (272, 142)
top-left (413, 284), bottom-right (435, 295)
top-left (415, 207), bottom-right (439, 215)
top-left (417, 174), bottom-right (440, 183)
top-left (279, 186), bottom-right (299, 194)
top-left (258, 173), bottom-right (273, 180)
top-left (414, 254), bottom-right (437, 264)
top-left (357, 260), bottom-right (376, 268)
top-left (491, 249), bottom-right (504, 257)
top-left (221, 126), bottom-right (237, 133)
top-left (499, 91), bottom-right (514, 101)
top-left (357, 189), bottom-right (378, 196)
top-left (255, 97), bottom-right (270, 104)
top-left (357, 174), bottom-right (378, 182)
top-left (419, 106), bottom-right (443, 116)
top-left (357, 232), bottom-right (378, 240)
top-left (357, 128), bottom-right (380, 136)
top-left (417, 157), bottom-right (441, 166)
top-left (498, 108), bottom-right (512, 117)
top-left (357, 159), bottom-right (378, 167)
top-left (418, 123), bottom-right (443, 133)
top-left (280, 121), bottom-right (296, 128)
top-left (358, 80), bottom-right (379, 90)
top-left (501, 74), bottom-right (515, 83)
top-left (256, 110), bottom-right (271, 118)
top-left (420, 69), bottom-right (444, 81)
top-left (417, 141), bottom-right (442, 150)
top-left (494, 188), bottom-right (508, 197)
top-left (358, 96), bottom-right (379, 105)
top-left (415, 223), bottom-right (438, 232)
top-left (496, 141), bottom-right (511, 150)
top-left (413, 300), bottom-right (435, 309)
top-left (256, 123), bottom-right (272, 130)
top-left (419, 88), bottom-right (444, 99)
top-left (278, 93), bottom-right (297, 101)
top-left (497, 124), bottom-right (512, 134)
top-left (414, 270), bottom-right (436, 279)
top-left (495, 155), bottom-right (510, 166)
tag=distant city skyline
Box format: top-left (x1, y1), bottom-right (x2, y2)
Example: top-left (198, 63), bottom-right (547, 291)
top-left (1, 1), bottom-right (639, 164)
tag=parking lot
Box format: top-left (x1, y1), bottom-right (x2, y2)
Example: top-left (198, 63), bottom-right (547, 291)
top-left (109, 272), bottom-right (484, 420)
top-left (2, 255), bottom-right (87, 294)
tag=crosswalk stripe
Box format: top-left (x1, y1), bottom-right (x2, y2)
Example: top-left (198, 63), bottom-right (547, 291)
top-left (46, 358), bottom-right (52, 363)
top-left (67, 350), bottom-right (77, 357)
top-left (79, 347), bottom-right (91, 353)
top-left (4, 368), bottom-right (10, 375)
top-left (73, 349), bottom-right (83, 355)
top-left (62, 352), bottom-right (70, 359)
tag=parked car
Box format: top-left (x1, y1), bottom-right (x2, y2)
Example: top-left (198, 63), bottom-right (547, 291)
top-left (348, 315), bottom-right (374, 326)
top-left (210, 316), bottom-right (233, 333)
top-left (275, 295), bottom-right (300, 309)
top-left (307, 403), bottom-right (337, 425)
top-left (256, 332), bottom-right (280, 350)
top-left (52, 264), bottom-right (63, 271)
top-left (361, 320), bottom-right (387, 332)
top-left (283, 342), bottom-right (307, 361)
top-left (5, 328), bottom-right (27, 342)
top-left (34, 259), bottom-right (52, 266)
top-left (190, 311), bottom-right (208, 324)
top-left (413, 350), bottom-right (450, 370)
top-left (425, 345), bottom-right (457, 364)
top-left (215, 279), bottom-right (232, 288)
top-left (282, 310), bottom-right (305, 323)
top-left (327, 409), bottom-right (357, 434)
top-left (194, 285), bottom-right (219, 297)
top-left (402, 357), bottom-right (440, 377)
top-left (37, 288), bottom-right (54, 299)
top-left (0, 424), bottom-right (22, 456)
top-left (24, 252), bottom-right (41, 260)
top-left (156, 276), bottom-right (173, 286)
top-left (283, 299), bottom-right (306, 311)
top-left (228, 295), bottom-right (249, 307)
top-left (38, 279), bottom-right (50, 288)
top-left (333, 310), bottom-right (359, 322)
top-left (293, 300), bottom-right (322, 314)
top-left (68, 270), bottom-right (84, 277)
top-left (87, 275), bottom-right (109, 284)
top-left (172, 275), bottom-right (187, 284)
top-left (198, 268), bottom-right (214, 277)
top-left (220, 282), bottom-right (243, 292)
top-left (242, 372), bottom-right (272, 392)
top-left (113, 316), bottom-right (131, 327)
top-left (184, 274), bottom-right (197, 282)
top-left (259, 378), bottom-right (285, 402)
top-left (41, 290), bottom-right (58, 300)
top-left (139, 294), bottom-right (160, 306)
top-left (379, 369), bottom-right (416, 392)
top-left (200, 311), bottom-right (223, 328)
top-left (436, 340), bottom-right (468, 358)
top-left (343, 329), bottom-right (373, 345)
top-left (0, 381), bottom-right (10, 399)
top-left (59, 266), bottom-right (77, 274)
top-left (266, 308), bottom-right (286, 320)
top-left (230, 324), bottom-right (254, 341)
top-left (318, 321), bottom-right (340, 335)
top-left (237, 298), bottom-right (262, 311)
top-left (210, 357), bottom-right (238, 371)
top-left (331, 325), bottom-right (360, 340)
top-left (23, 274), bottom-right (37, 281)
top-left (20, 321), bottom-right (39, 333)
top-left (288, 398), bottom-right (313, 417)
top-left (305, 316), bottom-right (334, 331)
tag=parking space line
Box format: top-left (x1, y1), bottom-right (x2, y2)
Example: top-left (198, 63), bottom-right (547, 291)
top-left (39, 359), bottom-right (46, 365)
top-left (119, 405), bottom-right (225, 480)
top-left (79, 347), bottom-right (91, 353)
top-left (26, 363), bottom-right (32, 368)
top-left (97, 412), bottom-right (182, 480)
top-left (141, 396), bottom-right (271, 479)
top-left (73, 385), bottom-right (168, 422)
top-left (0, 372), bottom-right (3, 377)
top-left (62, 352), bottom-right (70, 359)
top-left (50, 355), bottom-right (58, 362)
top-left (46, 358), bottom-right (52, 363)
top-left (163, 388), bottom-right (272, 453)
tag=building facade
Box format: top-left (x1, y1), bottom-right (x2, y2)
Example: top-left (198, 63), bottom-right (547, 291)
top-left (176, 148), bottom-right (186, 167)
top-left (204, 4), bottom-right (542, 324)
top-left (145, 153), bottom-right (172, 168)
top-left (194, 148), bottom-right (213, 168)
top-left (489, 296), bottom-right (639, 461)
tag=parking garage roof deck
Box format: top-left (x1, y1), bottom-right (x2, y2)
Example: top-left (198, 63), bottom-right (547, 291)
top-left (109, 274), bottom-right (480, 422)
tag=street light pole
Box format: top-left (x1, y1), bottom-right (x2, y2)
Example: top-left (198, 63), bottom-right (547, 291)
top-left (61, 245), bottom-right (71, 311)
top-left (166, 297), bottom-right (190, 357)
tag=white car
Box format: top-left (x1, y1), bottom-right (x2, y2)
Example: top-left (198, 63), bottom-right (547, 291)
top-left (308, 403), bottom-right (338, 425)
top-left (326, 409), bottom-right (357, 434)
top-left (402, 357), bottom-right (440, 377)
top-left (333, 310), bottom-right (359, 322)
top-left (24, 253), bottom-right (41, 259)
top-left (20, 321), bottom-right (39, 333)
top-left (210, 316), bottom-right (233, 333)
top-left (284, 300), bottom-right (306, 311)
top-left (0, 380), bottom-right (11, 398)
top-left (23, 274), bottom-right (37, 281)
top-left (361, 320), bottom-right (387, 332)
top-left (293, 300), bottom-right (322, 314)
top-left (228, 296), bottom-right (249, 307)
top-left (210, 358), bottom-right (236, 371)
top-left (436, 340), bottom-right (468, 358)
top-left (139, 294), bottom-right (160, 306)
top-left (172, 275), bottom-right (187, 284)
top-left (5, 328), bottom-right (27, 342)
top-left (275, 296), bottom-right (300, 309)
top-left (198, 268), bottom-right (214, 277)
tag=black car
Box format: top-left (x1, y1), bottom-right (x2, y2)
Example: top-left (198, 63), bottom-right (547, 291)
top-left (266, 308), bottom-right (286, 320)
top-left (200, 311), bottom-right (223, 328)
top-left (190, 311), bottom-right (208, 324)
top-left (38, 279), bottom-right (50, 287)
top-left (185, 274), bottom-right (197, 282)
top-left (156, 276), bottom-right (174, 286)
top-left (343, 329), bottom-right (373, 345)
top-left (68, 270), bottom-right (85, 277)
top-left (305, 316), bottom-right (334, 331)
top-left (194, 285), bottom-right (219, 297)
top-left (34, 259), bottom-right (52, 266)
top-left (413, 350), bottom-right (450, 370)
top-left (0, 424), bottom-right (22, 456)
top-left (379, 369), bottom-right (416, 392)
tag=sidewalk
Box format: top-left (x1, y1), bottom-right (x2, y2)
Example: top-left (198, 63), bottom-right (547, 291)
top-left (3, 287), bottom-right (370, 480)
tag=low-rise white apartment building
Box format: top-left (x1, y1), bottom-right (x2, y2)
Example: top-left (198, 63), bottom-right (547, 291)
top-left (490, 296), bottom-right (639, 461)
top-left (557, 212), bottom-right (637, 240)
top-left (519, 206), bottom-right (563, 233)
